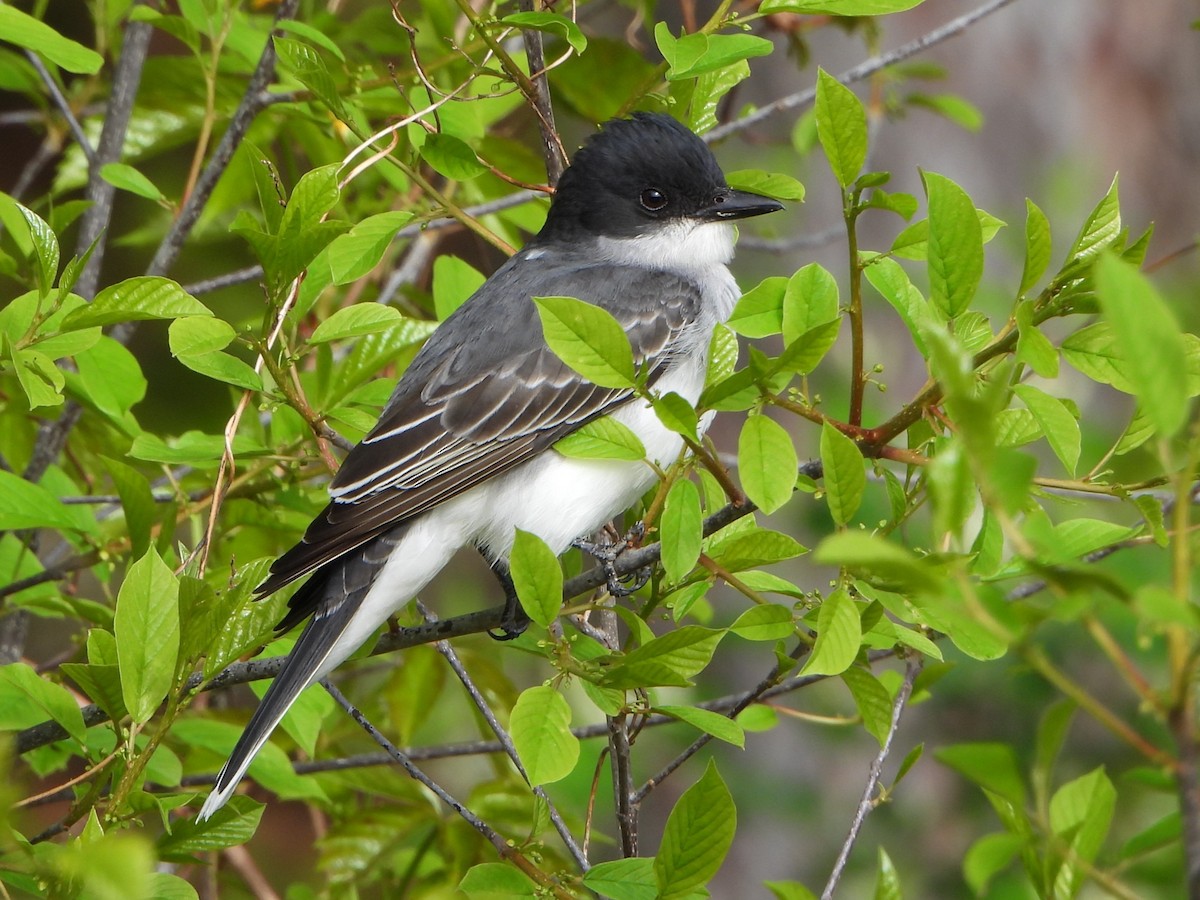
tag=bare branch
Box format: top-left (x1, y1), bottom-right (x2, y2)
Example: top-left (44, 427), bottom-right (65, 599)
top-left (706, 0), bottom-right (1027, 143)
top-left (144, 0), bottom-right (300, 282)
top-left (820, 660), bottom-right (919, 900)
top-left (23, 50), bottom-right (94, 166)
top-left (517, 0), bottom-right (567, 184)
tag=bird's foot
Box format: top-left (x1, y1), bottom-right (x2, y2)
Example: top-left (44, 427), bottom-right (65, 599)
top-left (573, 522), bottom-right (649, 597)
top-left (486, 559), bottom-right (530, 642)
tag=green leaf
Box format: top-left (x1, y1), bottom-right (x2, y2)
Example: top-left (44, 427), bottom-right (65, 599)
top-left (325, 211), bottom-right (414, 285)
top-left (102, 457), bottom-right (157, 558)
top-left (725, 169), bottom-right (805, 202)
top-left (772, 318), bottom-right (842, 376)
top-left (963, 832), bottom-right (1023, 896)
top-left (765, 881), bottom-right (818, 900)
top-left (1094, 253), bottom-right (1188, 437)
top-left (728, 276), bottom-right (787, 338)
top-left (510, 684), bottom-right (579, 785)
top-left (432, 254), bottom-right (486, 320)
top-left (936, 742), bottom-right (1026, 805)
top-left (1064, 175), bottom-right (1120, 273)
top-left (801, 587), bottom-right (861, 676)
top-left (874, 846), bottom-right (902, 900)
top-left (16, 202), bottom-right (58, 296)
top-left (72, 335), bottom-right (147, 421)
top-left (308, 304), bottom-right (402, 344)
top-left (602, 626), bottom-right (724, 689)
top-left (738, 415), bottom-right (797, 514)
top-left (0, 5), bottom-right (104, 73)
top-left (655, 760), bottom-right (736, 897)
top-left (1049, 767), bottom-right (1116, 894)
top-left (820, 422), bottom-right (866, 526)
top-left (1013, 385), bottom-right (1080, 475)
top-left (863, 256), bottom-right (932, 356)
top-left (177, 349), bottom-right (263, 391)
top-left (661, 479), bottom-right (703, 583)
top-left (500, 11), bottom-right (587, 53)
top-left (1020, 199), bottom-right (1051, 294)
top-left (168, 316), bottom-right (235, 356)
top-left (906, 92), bottom-right (983, 131)
top-left (653, 390), bottom-right (700, 440)
top-left (760, 0), bottom-right (922, 13)
top-left (554, 416), bottom-right (646, 460)
top-left (159, 796), bottom-right (264, 858)
top-left (1014, 300), bottom-right (1058, 378)
top-left (782, 263), bottom-right (839, 344)
top-left (842, 665), bottom-right (894, 745)
top-left (508, 529), bottom-right (563, 628)
top-left (419, 133), bottom-right (487, 180)
top-left (62, 276), bottom-right (211, 330)
top-left (654, 24), bottom-right (773, 81)
top-left (729, 603), bottom-right (795, 641)
top-left (0, 469), bottom-right (82, 530)
top-left (583, 858), bottom-right (657, 900)
top-left (656, 705), bottom-right (745, 747)
top-left (813, 532), bottom-right (942, 593)
top-left (534, 295), bottom-right (635, 388)
top-left (923, 171), bottom-right (983, 317)
top-left (458, 862), bottom-right (538, 898)
top-left (129, 431), bottom-right (269, 468)
top-left (0, 663), bottom-right (86, 743)
top-left (706, 527), bottom-right (806, 572)
top-left (12, 345), bottom-right (65, 408)
top-left (114, 547), bottom-right (181, 724)
top-left (100, 163), bottom-right (167, 203)
top-left (815, 68), bottom-right (867, 188)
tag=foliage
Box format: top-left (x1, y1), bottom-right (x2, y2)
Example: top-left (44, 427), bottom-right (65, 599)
top-left (0, 0), bottom-right (1197, 897)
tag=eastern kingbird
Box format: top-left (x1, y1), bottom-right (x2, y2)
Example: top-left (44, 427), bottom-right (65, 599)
top-left (197, 112), bottom-right (782, 819)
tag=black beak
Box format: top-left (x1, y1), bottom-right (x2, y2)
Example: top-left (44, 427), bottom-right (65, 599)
top-left (699, 188), bottom-right (784, 222)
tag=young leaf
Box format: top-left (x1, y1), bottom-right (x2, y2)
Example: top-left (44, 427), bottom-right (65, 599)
top-left (654, 761), bottom-right (737, 897)
top-left (924, 171), bottom-right (983, 318)
top-left (583, 858), bottom-right (657, 900)
top-left (815, 68), bottom-right (868, 188)
top-left (533, 295), bottom-right (636, 388)
top-left (510, 684), bottom-right (579, 785)
top-left (782, 263), bottom-right (839, 344)
top-left (0, 5), bottom-right (104, 73)
top-left (16, 202), bottom-right (59, 296)
top-left (656, 704), bottom-right (745, 747)
top-left (661, 479), bottom-right (703, 583)
top-left (62, 277), bottom-right (211, 330)
top-left (761, 0), bottom-right (922, 13)
top-left (1014, 300), bottom-right (1058, 378)
top-left (728, 276), bottom-right (787, 338)
top-left (508, 529), bottom-right (564, 628)
top-left (100, 163), bottom-right (167, 203)
top-left (1020, 199), bottom-right (1051, 294)
top-left (1064, 175), bottom-right (1120, 273)
top-left (1094, 253), bottom-right (1188, 437)
top-left (1013, 385), bottom-right (1080, 475)
top-left (801, 587), bottom-right (861, 676)
top-left (738, 414), bottom-right (798, 514)
top-left (308, 304), bottom-right (402, 344)
top-left (114, 547), bottom-right (181, 724)
top-left (554, 416), bottom-right (646, 460)
top-left (419, 133), bottom-right (487, 180)
top-left (0, 469), bottom-right (84, 531)
top-left (0, 663), bottom-right (86, 743)
top-left (325, 211), bottom-right (414, 285)
top-left (500, 11), bottom-right (587, 54)
top-left (820, 422), bottom-right (866, 526)
top-left (729, 604), bottom-right (795, 641)
top-left (725, 169), bottom-right (806, 202)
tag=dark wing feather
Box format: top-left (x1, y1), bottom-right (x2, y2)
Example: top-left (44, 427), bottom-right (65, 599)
top-left (257, 252), bottom-right (702, 608)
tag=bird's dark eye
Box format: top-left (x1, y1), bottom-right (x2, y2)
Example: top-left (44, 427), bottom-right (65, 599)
top-left (639, 188), bottom-right (668, 211)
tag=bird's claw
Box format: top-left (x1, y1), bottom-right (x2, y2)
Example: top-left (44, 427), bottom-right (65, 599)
top-left (574, 522), bottom-right (649, 597)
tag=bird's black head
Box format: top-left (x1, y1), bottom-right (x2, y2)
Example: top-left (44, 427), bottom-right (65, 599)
top-left (539, 113), bottom-right (782, 243)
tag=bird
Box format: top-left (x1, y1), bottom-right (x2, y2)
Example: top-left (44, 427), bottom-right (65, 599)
top-left (197, 112), bottom-right (782, 820)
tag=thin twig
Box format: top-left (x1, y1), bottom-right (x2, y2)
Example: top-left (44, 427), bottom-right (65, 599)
top-left (820, 659), bottom-right (919, 900)
top-left (517, 0), bottom-right (567, 184)
top-left (23, 50), bottom-right (94, 166)
top-left (708, 0), bottom-right (1026, 142)
top-left (419, 601), bottom-right (589, 871)
top-left (144, 0), bottom-right (299, 281)
top-left (324, 682), bottom-right (577, 899)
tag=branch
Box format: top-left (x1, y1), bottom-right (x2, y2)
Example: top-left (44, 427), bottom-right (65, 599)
top-left (820, 659), bottom-right (919, 900)
top-left (23, 49), bottom-right (94, 166)
top-left (143, 0), bottom-right (299, 282)
top-left (706, 0), bottom-right (1027, 142)
top-left (517, 0), bottom-right (567, 185)
top-left (324, 683), bottom-right (577, 899)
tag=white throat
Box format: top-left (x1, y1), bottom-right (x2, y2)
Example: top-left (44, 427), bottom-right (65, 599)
top-left (594, 219), bottom-right (736, 274)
